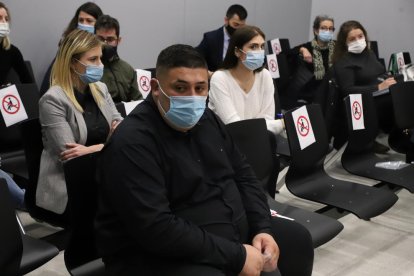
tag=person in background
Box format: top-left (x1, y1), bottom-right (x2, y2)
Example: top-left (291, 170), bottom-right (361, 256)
top-left (332, 20), bottom-right (396, 153)
top-left (0, 2), bottom-right (33, 85)
top-left (208, 25), bottom-right (284, 136)
top-left (40, 2), bottom-right (103, 95)
top-left (196, 4), bottom-right (247, 74)
top-left (95, 15), bottom-right (142, 103)
top-left (37, 29), bottom-right (121, 216)
top-left (0, 169), bottom-right (25, 210)
top-left (288, 15), bottom-right (336, 106)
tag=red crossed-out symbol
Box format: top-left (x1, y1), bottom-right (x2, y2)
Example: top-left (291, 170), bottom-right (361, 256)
top-left (398, 57), bottom-right (405, 67)
top-left (352, 101), bottom-right (362, 120)
top-left (269, 59), bottom-right (278, 72)
top-left (272, 43), bottom-right (281, 55)
top-left (139, 76), bottom-right (150, 92)
top-left (2, 94), bottom-right (20, 114)
top-left (296, 115), bottom-right (310, 137)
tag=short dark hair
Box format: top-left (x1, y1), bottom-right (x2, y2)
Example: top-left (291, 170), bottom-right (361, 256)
top-left (95, 14), bottom-right (120, 37)
top-left (221, 25), bottom-right (265, 72)
top-left (226, 4), bottom-right (248, 20)
top-left (332, 20), bottom-right (370, 64)
top-left (62, 2), bottom-right (103, 39)
top-left (156, 44), bottom-right (207, 78)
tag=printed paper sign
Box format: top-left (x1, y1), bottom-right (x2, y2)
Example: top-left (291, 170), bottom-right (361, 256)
top-left (136, 69), bottom-right (152, 99)
top-left (270, 38), bottom-right (282, 55)
top-left (0, 85), bottom-right (28, 127)
top-left (291, 106), bottom-right (315, 150)
top-left (266, 53), bottom-right (280, 79)
top-left (123, 100), bottom-right (143, 115)
top-left (396, 52), bottom-right (405, 71)
top-left (349, 94), bottom-right (365, 130)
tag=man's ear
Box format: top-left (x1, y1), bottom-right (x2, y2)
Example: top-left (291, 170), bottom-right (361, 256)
top-left (150, 78), bottom-right (160, 97)
top-left (117, 36), bottom-right (122, 45)
top-left (224, 16), bottom-right (229, 26)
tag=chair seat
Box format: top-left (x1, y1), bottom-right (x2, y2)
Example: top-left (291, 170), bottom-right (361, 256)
top-left (285, 170), bottom-right (398, 220)
top-left (19, 234), bottom-right (59, 275)
top-left (342, 150), bottom-right (414, 193)
top-left (267, 197), bottom-right (343, 248)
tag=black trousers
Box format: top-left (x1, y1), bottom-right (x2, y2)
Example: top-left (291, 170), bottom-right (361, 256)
top-left (104, 218), bottom-right (313, 276)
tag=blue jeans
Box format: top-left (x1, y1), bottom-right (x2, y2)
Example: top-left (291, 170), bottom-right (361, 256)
top-left (0, 169), bottom-right (25, 209)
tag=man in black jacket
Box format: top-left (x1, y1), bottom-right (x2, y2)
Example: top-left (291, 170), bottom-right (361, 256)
top-left (196, 4), bottom-right (247, 73)
top-left (96, 44), bottom-right (313, 276)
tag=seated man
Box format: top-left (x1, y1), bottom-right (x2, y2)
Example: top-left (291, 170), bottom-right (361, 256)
top-left (95, 15), bottom-right (142, 102)
top-left (96, 44), bottom-right (313, 276)
top-left (196, 4), bottom-right (247, 73)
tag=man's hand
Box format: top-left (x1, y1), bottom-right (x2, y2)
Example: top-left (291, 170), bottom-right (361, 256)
top-left (252, 233), bottom-right (279, 272)
top-left (239, 244), bottom-right (264, 276)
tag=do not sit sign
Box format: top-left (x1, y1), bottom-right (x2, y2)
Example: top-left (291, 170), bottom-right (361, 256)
top-left (0, 85), bottom-right (28, 127)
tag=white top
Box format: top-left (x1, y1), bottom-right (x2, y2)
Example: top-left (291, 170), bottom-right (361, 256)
top-left (208, 69), bottom-right (284, 134)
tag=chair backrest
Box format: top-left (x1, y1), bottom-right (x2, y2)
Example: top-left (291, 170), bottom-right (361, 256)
top-left (225, 119), bottom-right (279, 196)
top-left (390, 81), bottom-right (414, 129)
top-left (0, 179), bottom-right (23, 275)
top-left (343, 92), bottom-right (378, 153)
top-left (63, 152), bottom-right (99, 270)
top-left (0, 83), bottom-right (39, 152)
top-left (370, 41), bottom-right (380, 59)
top-left (284, 104), bottom-right (328, 172)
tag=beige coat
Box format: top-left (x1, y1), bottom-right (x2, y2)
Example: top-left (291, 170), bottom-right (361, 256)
top-left (36, 82), bottom-right (122, 214)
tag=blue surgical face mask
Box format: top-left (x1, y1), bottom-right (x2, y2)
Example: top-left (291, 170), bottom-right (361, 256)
top-left (75, 59), bottom-right (104, 84)
top-left (157, 80), bottom-right (207, 130)
top-left (240, 49), bottom-right (265, 71)
top-left (77, 23), bottom-right (95, 33)
top-left (318, 30), bottom-right (334, 42)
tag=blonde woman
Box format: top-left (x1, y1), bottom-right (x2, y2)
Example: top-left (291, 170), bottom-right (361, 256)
top-left (0, 2), bottom-right (33, 85)
top-left (37, 29), bottom-right (122, 215)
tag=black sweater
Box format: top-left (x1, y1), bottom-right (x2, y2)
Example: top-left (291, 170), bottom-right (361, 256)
top-left (0, 44), bottom-right (33, 85)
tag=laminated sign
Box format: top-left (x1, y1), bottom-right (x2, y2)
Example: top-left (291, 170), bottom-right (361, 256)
top-left (266, 53), bottom-right (280, 79)
top-left (349, 94), bottom-right (365, 130)
top-left (136, 69), bottom-right (152, 99)
top-left (0, 85), bottom-right (28, 127)
top-left (291, 106), bottom-right (315, 150)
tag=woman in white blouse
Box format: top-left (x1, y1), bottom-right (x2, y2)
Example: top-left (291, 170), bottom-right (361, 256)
top-left (208, 25), bottom-right (284, 134)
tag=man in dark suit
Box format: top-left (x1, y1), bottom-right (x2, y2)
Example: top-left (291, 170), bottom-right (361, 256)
top-left (196, 4), bottom-right (248, 73)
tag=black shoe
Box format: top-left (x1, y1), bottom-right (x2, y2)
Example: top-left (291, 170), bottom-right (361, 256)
top-left (373, 141), bottom-right (390, 154)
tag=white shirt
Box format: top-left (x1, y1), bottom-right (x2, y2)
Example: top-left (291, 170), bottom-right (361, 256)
top-left (222, 27), bottom-right (230, 60)
top-left (208, 69), bottom-right (284, 135)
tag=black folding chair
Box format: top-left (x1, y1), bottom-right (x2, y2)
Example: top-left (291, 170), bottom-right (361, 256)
top-left (63, 153), bottom-right (108, 276)
top-left (342, 92), bottom-right (414, 193)
top-left (0, 179), bottom-right (59, 275)
top-left (226, 118), bottom-right (343, 248)
top-left (284, 104), bottom-right (398, 220)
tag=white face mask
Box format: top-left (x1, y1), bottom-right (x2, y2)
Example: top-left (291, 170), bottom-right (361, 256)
top-left (0, 22), bottom-right (10, 38)
top-left (347, 38), bottom-right (366, 54)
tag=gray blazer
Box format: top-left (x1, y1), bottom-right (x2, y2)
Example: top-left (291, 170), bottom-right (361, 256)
top-left (36, 82), bottom-right (122, 214)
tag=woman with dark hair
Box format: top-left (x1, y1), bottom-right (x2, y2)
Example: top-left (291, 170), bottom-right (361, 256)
top-left (333, 20), bottom-right (396, 152)
top-left (0, 1), bottom-right (33, 85)
top-left (40, 2), bottom-right (103, 95)
top-left (288, 15), bottom-right (335, 105)
top-left (208, 25), bottom-right (284, 134)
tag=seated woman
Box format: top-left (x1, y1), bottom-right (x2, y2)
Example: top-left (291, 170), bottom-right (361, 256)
top-left (37, 29), bottom-right (122, 215)
top-left (208, 25), bottom-right (284, 135)
top-left (288, 15), bottom-right (335, 106)
top-left (0, 2), bottom-right (33, 85)
top-left (332, 20), bottom-right (396, 152)
top-left (40, 2), bottom-right (103, 95)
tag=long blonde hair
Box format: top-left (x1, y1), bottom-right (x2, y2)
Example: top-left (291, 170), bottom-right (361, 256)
top-left (50, 29), bottom-right (103, 112)
top-left (0, 2), bottom-right (11, 50)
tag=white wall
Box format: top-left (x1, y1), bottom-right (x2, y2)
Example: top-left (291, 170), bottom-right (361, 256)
top-left (3, 0), bottom-right (311, 85)
top-left (311, 0), bottom-right (414, 64)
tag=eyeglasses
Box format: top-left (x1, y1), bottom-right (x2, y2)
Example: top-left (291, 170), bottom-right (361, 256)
top-left (97, 36), bottom-right (118, 44)
top-left (320, 26), bottom-right (335, 32)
